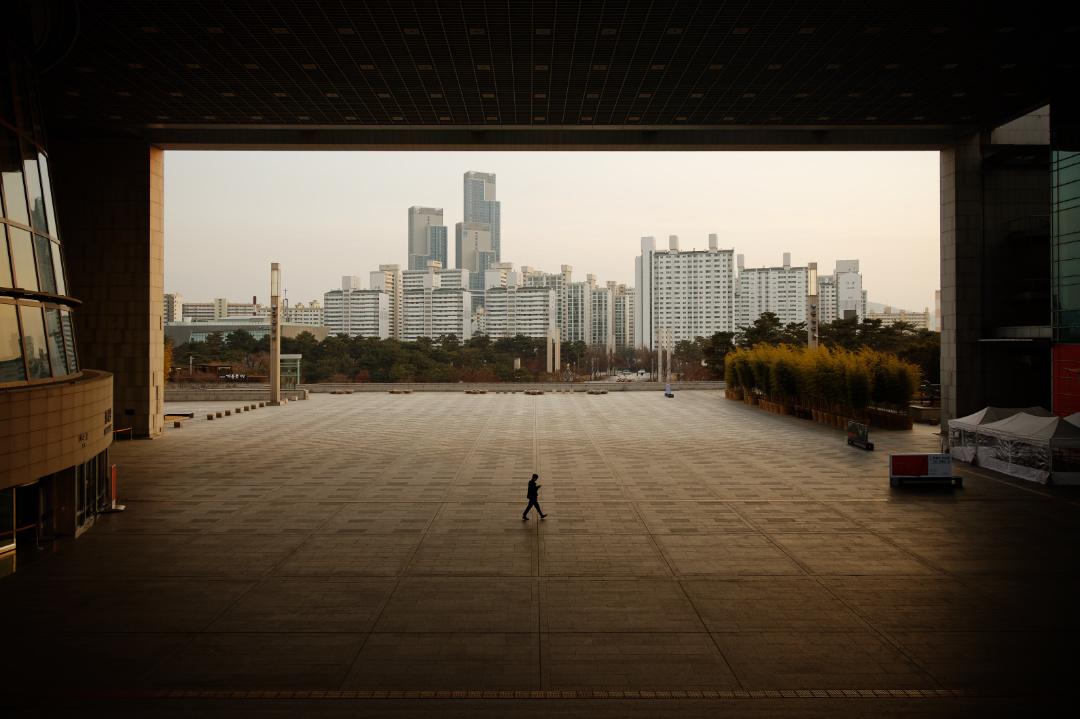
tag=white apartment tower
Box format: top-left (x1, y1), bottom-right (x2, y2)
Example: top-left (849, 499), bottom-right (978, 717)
top-left (402, 263), bottom-right (473, 342)
top-left (323, 276), bottom-right (390, 338)
top-left (283, 300), bottom-right (325, 326)
top-left (817, 260), bottom-right (867, 321)
top-left (407, 206), bottom-right (448, 271)
top-left (482, 286), bottom-right (558, 339)
top-left (370, 264), bottom-right (403, 340)
top-left (522, 265), bottom-right (574, 334)
top-left (164, 293), bottom-right (183, 323)
top-left (590, 279), bottom-right (615, 351)
top-left (635, 234), bottom-right (736, 350)
top-left (612, 284), bottom-right (634, 349)
top-left (735, 253), bottom-right (810, 329)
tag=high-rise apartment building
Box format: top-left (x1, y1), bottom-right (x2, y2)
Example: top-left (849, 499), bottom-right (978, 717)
top-left (818, 260), bottom-right (866, 321)
top-left (865, 306), bottom-right (931, 330)
top-left (522, 265), bottom-right (573, 333)
top-left (565, 279), bottom-right (593, 344)
top-left (401, 263), bottom-right (473, 342)
top-left (635, 234), bottom-right (736, 350)
top-left (590, 278), bottom-right (615, 351)
top-left (407, 206), bottom-right (448, 271)
top-left (282, 300), bottom-right (325, 327)
top-left (463, 171), bottom-right (500, 261)
top-left (323, 276), bottom-right (389, 338)
top-left (164, 293), bottom-right (183, 323)
top-left (612, 284), bottom-right (634, 349)
top-left (370, 264), bottom-right (403, 340)
top-left (179, 299), bottom-right (270, 322)
top-left (482, 286), bottom-right (558, 339)
top-left (455, 221), bottom-right (496, 304)
top-left (735, 253), bottom-right (809, 329)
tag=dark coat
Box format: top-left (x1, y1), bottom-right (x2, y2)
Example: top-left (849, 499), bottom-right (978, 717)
top-left (527, 480), bottom-right (540, 499)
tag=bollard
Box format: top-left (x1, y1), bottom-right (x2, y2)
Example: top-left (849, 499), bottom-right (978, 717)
top-left (173, 420), bottom-right (183, 428)
top-left (207, 414), bottom-right (214, 420)
top-left (224, 410), bottom-right (231, 416)
top-left (242, 406), bottom-right (249, 411)
top-left (236, 407), bottom-right (242, 414)
top-left (216, 411), bottom-right (223, 418)
top-left (259, 402), bottom-right (266, 407)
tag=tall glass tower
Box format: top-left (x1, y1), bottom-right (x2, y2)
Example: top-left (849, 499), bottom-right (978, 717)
top-left (463, 171), bottom-right (500, 262)
top-left (407, 206), bottom-right (447, 271)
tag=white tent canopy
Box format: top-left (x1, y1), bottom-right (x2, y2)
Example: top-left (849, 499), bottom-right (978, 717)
top-left (949, 409), bottom-right (1080, 485)
top-left (948, 407), bottom-right (1055, 463)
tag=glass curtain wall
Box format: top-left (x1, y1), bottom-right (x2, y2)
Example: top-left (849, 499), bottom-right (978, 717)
top-left (0, 41), bottom-right (80, 388)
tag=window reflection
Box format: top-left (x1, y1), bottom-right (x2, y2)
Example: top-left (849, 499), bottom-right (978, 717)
top-left (0, 130), bottom-right (29, 226)
top-left (19, 304), bottom-right (50, 379)
top-left (37, 152), bottom-right (57, 235)
top-left (50, 240), bottom-right (66, 296)
top-left (45, 307), bottom-right (67, 376)
top-left (60, 309), bottom-right (78, 372)
top-left (33, 234), bottom-right (56, 294)
top-left (0, 226), bottom-right (12, 288)
top-left (23, 149), bottom-right (47, 233)
top-left (0, 303), bottom-right (26, 382)
top-left (9, 226), bottom-right (36, 291)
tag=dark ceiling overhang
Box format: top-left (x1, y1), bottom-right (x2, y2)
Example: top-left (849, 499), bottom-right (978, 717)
top-left (33, 1), bottom-right (1073, 150)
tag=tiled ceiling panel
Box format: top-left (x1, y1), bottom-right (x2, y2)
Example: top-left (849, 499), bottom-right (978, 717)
top-left (38, 1), bottom-right (1072, 138)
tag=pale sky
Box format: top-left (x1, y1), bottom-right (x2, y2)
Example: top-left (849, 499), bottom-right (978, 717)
top-left (164, 150), bottom-right (939, 313)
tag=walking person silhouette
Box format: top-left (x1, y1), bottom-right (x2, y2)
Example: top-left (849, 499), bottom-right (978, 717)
top-left (522, 473), bottom-right (547, 520)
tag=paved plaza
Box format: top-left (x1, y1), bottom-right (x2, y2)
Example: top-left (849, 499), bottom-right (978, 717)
top-left (3, 390), bottom-right (1078, 716)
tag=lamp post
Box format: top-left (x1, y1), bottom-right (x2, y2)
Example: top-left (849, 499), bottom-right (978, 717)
top-left (269, 263), bottom-right (284, 405)
top-left (807, 262), bottom-right (819, 349)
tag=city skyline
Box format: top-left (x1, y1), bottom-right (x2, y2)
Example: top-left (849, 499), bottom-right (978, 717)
top-left (164, 150), bottom-right (939, 312)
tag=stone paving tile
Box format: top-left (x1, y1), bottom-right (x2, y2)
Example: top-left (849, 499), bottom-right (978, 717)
top-left (8, 391), bottom-right (1078, 698)
top-left (315, 502), bottom-right (439, 535)
top-left (0, 632), bottom-right (194, 690)
top-left (884, 630), bottom-right (1078, 689)
top-left (540, 580), bottom-right (704, 632)
top-left (408, 533), bottom-right (537, 576)
top-left (655, 534), bottom-right (805, 576)
top-left (144, 632), bottom-right (366, 690)
top-left (375, 577), bottom-right (537, 632)
top-left (428, 502), bottom-right (538, 533)
top-left (205, 501), bottom-right (345, 535)
top-left (684, 578), bottom-right (866, 633)
top-left (711, 630), bottom-right (936, 690)
top-left (272, 534), bottom-right (422, 577)
top-left (733, 501), bottom-right (864, 533)
top-left (343, 633), bottom-right (540, 690)
top-left (540, 534), bottom-right (672, 577)
top-left (819, 575), bottom-right (1015, 632)
top-left (209, 577), bottom-right (395, 633)
top-left (544, 633), bottom-right (739, 690)
top-left (533, 501), bottom-right (650, 535)
top-left (145, 533), bottom-right (308, 578)
top-left (768, 533), bottom-right (936, 575)
top-left (0, 576), bottom-right (254, 632)
top-left (89, 500), bottom-right (248, 535)
top-left (636, 501), bottom-right (757, 534)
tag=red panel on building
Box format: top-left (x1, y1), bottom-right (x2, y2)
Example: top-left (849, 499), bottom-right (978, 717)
top-left (1052, 344), bottom-right (1080, 417)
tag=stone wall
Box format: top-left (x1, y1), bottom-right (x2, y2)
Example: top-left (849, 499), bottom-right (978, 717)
top-left (0, 370), bottom-right (114, 489)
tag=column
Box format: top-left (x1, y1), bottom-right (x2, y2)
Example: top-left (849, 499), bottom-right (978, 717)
top-left (51, 139), bottom-right (164, 438)
top-left (939, 134), bottom-right (984, 425)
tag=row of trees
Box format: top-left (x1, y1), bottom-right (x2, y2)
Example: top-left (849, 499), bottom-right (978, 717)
top-left (167, 311), bottom-right (939, 385)
top-left (725, 344), bottom-right (922, 415)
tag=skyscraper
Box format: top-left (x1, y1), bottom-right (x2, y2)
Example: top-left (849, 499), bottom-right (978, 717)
top-left (463, 171), bottom-right (500, 261)
top-left (635, 235), bottom-right (736, 350)
top-left (407, 206), bottom-right (448, 271)
top-left (455, 221), bottom-right (496, 307)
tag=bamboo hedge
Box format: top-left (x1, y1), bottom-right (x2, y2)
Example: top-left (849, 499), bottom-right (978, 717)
top-left (724, 344), bottom-right (921, 423)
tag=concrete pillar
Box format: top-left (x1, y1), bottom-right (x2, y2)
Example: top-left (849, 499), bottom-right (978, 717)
top-left (940, 134), bottom-right (984, 424)
top-left (51, 139), bottom-right (164, 438)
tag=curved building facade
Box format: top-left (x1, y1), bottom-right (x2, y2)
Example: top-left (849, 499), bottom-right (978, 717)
top-left (1, 31), bottom-right (113, 560)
